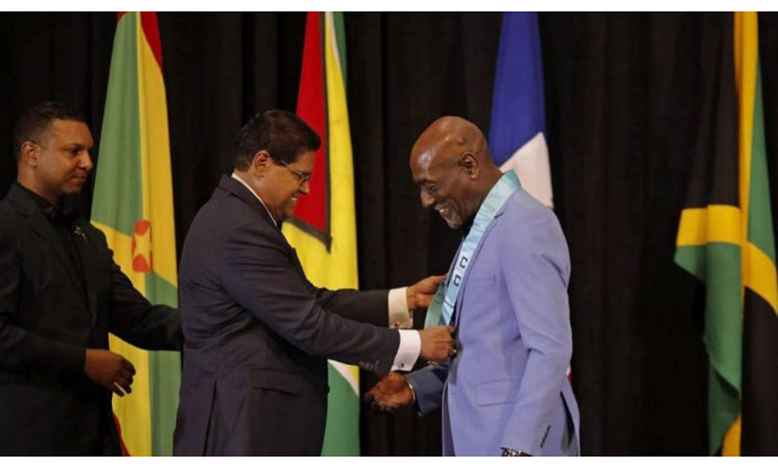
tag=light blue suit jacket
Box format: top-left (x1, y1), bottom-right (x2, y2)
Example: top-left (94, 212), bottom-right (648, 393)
top-left (407, 187), bottom-right (580, 456)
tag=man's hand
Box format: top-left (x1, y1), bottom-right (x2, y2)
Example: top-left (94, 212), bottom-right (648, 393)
top-left (418, 325), bottom-right (455, 363)
top-left (407, 274), bottom-right (446, 310)
top-left (84, 349), bottom-right (136, 397)
top-left (365, 372), bottom-right (414, 412)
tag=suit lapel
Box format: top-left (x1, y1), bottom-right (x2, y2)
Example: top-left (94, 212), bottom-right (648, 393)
top-left (27, 209), bottom-right (89, 303)
top-left (8, 184), bottom-right (90, 310)
top-left (220, 174), bottom-right (298, 260)
top-left (72, 219), bottom-right (100, 325)
top-left (220, 175), bottom-right (280, 231)
top-left (453, 203), bottom-right (510, 329)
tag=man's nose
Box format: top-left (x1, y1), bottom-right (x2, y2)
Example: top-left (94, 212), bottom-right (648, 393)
top-left (420, 190), bottom-right (435, 209)
top-left (299, 179), bottom-right (310, 195)
top-left (81, 152), bottom-right (93, 172)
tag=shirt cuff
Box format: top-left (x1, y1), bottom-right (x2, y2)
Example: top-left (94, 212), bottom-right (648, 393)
top-left (388, 287), bottom-right (413, 329)
top-left (391, 330), bottom-right (420, 371)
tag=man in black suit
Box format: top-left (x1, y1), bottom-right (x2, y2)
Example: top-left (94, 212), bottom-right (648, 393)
top-left (0, 102), bottom-right (182, 455)
top-left (173, 110), bottom-right (454, 456)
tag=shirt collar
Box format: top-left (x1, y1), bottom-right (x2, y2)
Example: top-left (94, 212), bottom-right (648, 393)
top-left (231, 172), bottom-right (278, 226)
top-left (14, 181), bottom-right (54, 211)
top-left (13, 181), bottom-right (78, 224)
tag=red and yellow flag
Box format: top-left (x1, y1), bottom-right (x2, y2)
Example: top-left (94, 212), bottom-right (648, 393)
top-left (282, 11), bottom-right (360, 456)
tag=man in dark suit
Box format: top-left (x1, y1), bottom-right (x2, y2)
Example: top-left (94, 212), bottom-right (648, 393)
top-left (0, 102), bottom-right (182, 455)
top-left (173, 110), bottom-right (454, 456)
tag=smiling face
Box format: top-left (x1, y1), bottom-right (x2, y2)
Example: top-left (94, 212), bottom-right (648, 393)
top-left (20, 119), bottom-right (94, 204)
top-left (410, 144), bottom-right (480, 230)
top-left (254, 150), bottom-right (315, 222)
top-left (409, 116), bottom-right (503, 230)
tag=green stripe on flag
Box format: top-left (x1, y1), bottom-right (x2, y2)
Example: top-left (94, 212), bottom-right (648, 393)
top-left (333, 12), bottom-right (347, 84)
top-left (709, 365), bottom-right (742, 452)
top-left (146, 271), bottom-right (180, 456)
top-left (746, 65), bottom-right (775, 262)
top-left (676, 242), bottom-right (742, 386)
top-left (94, 11), bottom-right (181, 456)
top-left (676, 241), bottom-right (742, 453)
top-left (699, 243), bottom-right (742, 389)
top-left (92, 13), bottom-right (143, 235)
top-left (321, 364), bottom-right (359, 456)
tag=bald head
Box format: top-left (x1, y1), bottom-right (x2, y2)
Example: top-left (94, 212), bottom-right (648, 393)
top-left (411, 116), bottom-right (495, 173)
top-left (409, 116), bottom-right (502, 229)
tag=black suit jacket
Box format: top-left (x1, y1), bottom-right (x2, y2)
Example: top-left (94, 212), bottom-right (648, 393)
top-left (0, 183), bottom-right (182, 455)
top-left (173, 175), bottom-right (401, 456)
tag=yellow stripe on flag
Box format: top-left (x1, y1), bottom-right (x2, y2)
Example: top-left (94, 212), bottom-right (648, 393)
top-left (721, 13), bottom-right (761, 456)
top-left (723, 415), bottom-right (742, 456)
top-left (108, 334), bottom-right (152, 456)
top-left (675, 204), bottom-right (777, 319)
top-left (324, 12), bottom-right (359, 282)
top-left (744, 242), bottom-right (778, 314)
top-left (735, 12), bottom-right (757, 313)
top-left (675, 205), bottom-right (742, 247)
top-left (92, 220), bottom-right (153, 456)
top-left (137, 16), bottom-right (178, 288)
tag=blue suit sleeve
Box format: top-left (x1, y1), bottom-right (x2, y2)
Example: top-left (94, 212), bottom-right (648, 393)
top-left (405, 360), bottom-right (450, 415)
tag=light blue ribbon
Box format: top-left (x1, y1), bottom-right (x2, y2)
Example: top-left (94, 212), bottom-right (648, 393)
top-left (424, 170), bottom-right (521, 327)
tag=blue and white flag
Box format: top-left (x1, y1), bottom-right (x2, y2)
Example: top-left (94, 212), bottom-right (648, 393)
top-left (489, 12), bottom-right (553, 208)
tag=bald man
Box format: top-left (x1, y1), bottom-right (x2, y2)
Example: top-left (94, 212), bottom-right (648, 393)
top-left (366, 116), bottom-right (580, 456)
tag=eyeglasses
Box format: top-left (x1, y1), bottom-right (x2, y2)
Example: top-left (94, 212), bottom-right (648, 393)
top-left (275, 159), bottom-right (313, 184)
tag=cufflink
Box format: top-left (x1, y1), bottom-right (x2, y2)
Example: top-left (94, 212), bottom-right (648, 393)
top-left (501, 448), bottom-right (526, 457)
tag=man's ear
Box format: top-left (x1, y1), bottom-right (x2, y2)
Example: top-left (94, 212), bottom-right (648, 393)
top-left (251, 150), bottom-right (271, 175)
top-left (459, 152), bottom-right (480, 179)
top-left (19, 141), bottom-right (39, 168)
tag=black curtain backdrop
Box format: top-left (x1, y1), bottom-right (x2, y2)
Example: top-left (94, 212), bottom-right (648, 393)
top-left (1, 12), bottom-right (777, 456)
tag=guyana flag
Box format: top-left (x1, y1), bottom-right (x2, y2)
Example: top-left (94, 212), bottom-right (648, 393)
top-left (674, 12), bottom-right (778, 456)
top-left (281, 12), bottom-right (360, 456)
top-left (90, 12), bottom-right (181, 456)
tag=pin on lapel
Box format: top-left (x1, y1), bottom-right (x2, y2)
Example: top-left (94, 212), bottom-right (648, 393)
top-left (73, 225), bottom-right (87, 241)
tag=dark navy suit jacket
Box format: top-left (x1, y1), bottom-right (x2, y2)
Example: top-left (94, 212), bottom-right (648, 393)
top-left (173, 175), bottom-right (400, 456)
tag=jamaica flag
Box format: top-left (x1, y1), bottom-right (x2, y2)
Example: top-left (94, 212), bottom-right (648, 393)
top-left (674, 12), bottom-right (778, 456)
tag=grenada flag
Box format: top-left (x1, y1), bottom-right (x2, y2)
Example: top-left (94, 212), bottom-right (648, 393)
top-left (91, 12), bottom-right (181, 456)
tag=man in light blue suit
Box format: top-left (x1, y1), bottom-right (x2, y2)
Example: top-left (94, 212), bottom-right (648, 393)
top-left (367, 116), bottom-right (579, 456)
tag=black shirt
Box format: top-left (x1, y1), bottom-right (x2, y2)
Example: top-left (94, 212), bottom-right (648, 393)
top-left (12, 182), bottom-right (116, 454)
top-left (14, 182), bottom-right (88, 301)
